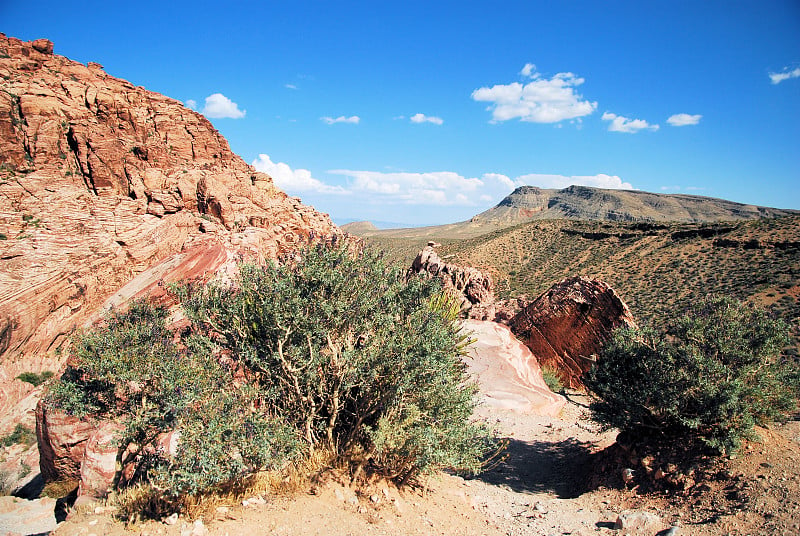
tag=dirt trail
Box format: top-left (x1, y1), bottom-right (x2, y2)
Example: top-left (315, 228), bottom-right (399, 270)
top-left (51, 396), bottom-right (800, 536)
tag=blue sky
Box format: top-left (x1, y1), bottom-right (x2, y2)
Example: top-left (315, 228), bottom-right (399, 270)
top-left (4, 1), bottom-right (799, 226)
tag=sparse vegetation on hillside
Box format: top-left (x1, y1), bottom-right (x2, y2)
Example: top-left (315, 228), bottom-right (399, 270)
top-left (15, 370), bottom-right (54, 386)
top-left (370, 216), bottom-right (800, 350)
top-left (586, 296), bottom-right (800, 454)
top-left (46, 243), bottom-right (493, 506)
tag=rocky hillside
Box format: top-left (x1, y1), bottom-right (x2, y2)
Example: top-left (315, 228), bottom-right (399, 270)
top-left (351, 186), bottom-right (796, 243)
top-left (440, 217), bottom-right (800, 350)
top-left (471, 185), bottom-right (797, 226)
top-left (0, 35), bottom-right (337, 420)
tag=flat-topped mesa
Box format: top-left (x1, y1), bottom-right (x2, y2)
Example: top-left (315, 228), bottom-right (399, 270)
top-left (0, 35), bottom-right (338, 419)
top-left (508, 276), bottom-right (637, 389)
top-left (471, 184), bottom-right (796, 225)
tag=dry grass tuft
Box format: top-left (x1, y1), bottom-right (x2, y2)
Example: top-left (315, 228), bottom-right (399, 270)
top-left (109, 447), bottom-right (343, 523)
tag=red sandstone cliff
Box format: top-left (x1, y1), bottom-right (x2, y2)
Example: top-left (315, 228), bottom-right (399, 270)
top-left (0, 35), bottom-right (337, 419)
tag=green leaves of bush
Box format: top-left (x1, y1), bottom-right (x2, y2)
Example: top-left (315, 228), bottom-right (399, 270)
top-left (47, 300), bottom-right (299, 496)
top-left (586, 296), bottom-right (799, 454)
top-left (179, 243), bottom-right (493, 481)
top-left (48, 242), bottom-right (493, 498)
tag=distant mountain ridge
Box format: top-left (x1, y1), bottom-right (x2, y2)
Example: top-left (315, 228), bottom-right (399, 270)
top-left (472, 185), bottom-right (797, 225)
top-left (350, 185), bottom-right (796, 240)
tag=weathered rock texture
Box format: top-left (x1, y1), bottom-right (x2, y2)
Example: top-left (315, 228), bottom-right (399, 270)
top-left (508, 276), bottom-right (636, 389)
top-left (37, 400), bottom-right (184, 499)
top-left (0, 495), bottom-right (58, 535)
top-left (408, 243), bottom-right (494, 312)
top-left (463, 320), bottom-right (565, 417)
top-left (0, 35), bottom-right (337, 420)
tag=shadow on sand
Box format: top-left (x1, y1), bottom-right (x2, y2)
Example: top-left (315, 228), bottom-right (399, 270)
top-left (469, 436), bottom-right (601, 499)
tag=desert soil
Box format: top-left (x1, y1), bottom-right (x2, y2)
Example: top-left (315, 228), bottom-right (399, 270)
top-left (50, 392), bottom-right (800, 536)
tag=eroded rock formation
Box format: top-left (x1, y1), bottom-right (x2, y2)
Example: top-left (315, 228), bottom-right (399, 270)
top-left (508, 276), bottom-right (636, 389)
top-left (463, 320), bottom-right (565, 417)
top-left (0, 35), bottom-right (337, 423)
top-left (408, 242), bottom-right (494, 312)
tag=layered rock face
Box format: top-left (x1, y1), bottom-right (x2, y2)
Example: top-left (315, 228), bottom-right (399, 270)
top-left (0, 34), bottom-right (337, 418)
top-left (463, 320), bottom-right (565, 417)
top-left (509, 276), bottom-right (636, 389)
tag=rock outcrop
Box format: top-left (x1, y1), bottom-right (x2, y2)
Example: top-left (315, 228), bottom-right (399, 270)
top-left (408, 242), bottom-right (494, 312)
top-left (463, 320), bottom-right (565, 417)
top-left (0, 35), bottom-right (337, 423)
top-left (508, 276), bottom-right (636, 389)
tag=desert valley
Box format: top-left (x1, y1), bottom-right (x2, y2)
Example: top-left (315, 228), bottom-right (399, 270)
top-left (1, 32), bottom-right (799, 536)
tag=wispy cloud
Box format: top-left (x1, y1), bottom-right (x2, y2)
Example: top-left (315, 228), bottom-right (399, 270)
top-left (185, 99), bottom-right (198, 110)
top-left (326, 169), bottom-right (633, 207)
top-left (252, 154), bottom-right (347, 195)
top-left (410, 113), bottom-right (444, 125)
top-left (768, 66), bottom-right (800, 84)
top-left (513, 173), bottom-right (633, 190)
top-left (285, 83), bottom-right (298, 90)
top-left (328, 170), bottom-right (485, 205)
top-left (667, 113), bottom-right (702, 127)
top-left (602, 112), bottom-right (659, 133)
top-left (321, 115), bottom-right (360, 125)
top-left (471, 64), bottom-right (597, 123)
top-left (199, 93), bottom-right (246, 119)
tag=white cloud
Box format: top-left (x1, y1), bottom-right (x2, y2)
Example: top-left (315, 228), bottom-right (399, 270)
top-left (667, 113), bottom-right (702, 126)
top-left (602, 112), bottom-right (659, 133)
top-left (199, 93), bottom-right (246, 119)
top-left (328, 170), bottom-right (486, 205)
top-left (285, 83), bottom-right (298, 90)
top-left (252, 154), bottom-right (347, 195)
top-left (768, 67), bottom-right (800, 84)
top-left (185, 99), bottom-right (197, 110)
top-left (472, 65), bottom-right (597, 123)
top-left (520, 63), bottom-right (537, 78)
top-left (321, 115), bottom-right (360, 125)
top-left (325, 168), bottom-right (633, 208)
top-left (515, 173), bottom-right (633, 190)
top-left (410, 113), bottom-right (444, 125)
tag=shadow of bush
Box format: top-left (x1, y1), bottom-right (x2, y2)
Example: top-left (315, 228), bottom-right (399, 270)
top-left (468, 436), bottom-right (601, 498)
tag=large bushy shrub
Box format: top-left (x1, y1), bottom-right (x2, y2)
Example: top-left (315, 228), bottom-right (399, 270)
top-left (48, 242), bottom-right (492, 498)
top-left (178, 243), bottom-right (493, 482)
top-left (586, 295), bottom-right (799, 454)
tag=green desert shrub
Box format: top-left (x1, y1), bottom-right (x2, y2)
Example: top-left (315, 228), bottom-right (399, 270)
top-left (586, 296), bottom-right (800, 454)
top-left (178, 242), bottom-right (494, 482)
top-left (16, 370), bottom-right (54, 386)
top-left (47, 242), bottom-right (492, 500)
top-left (1, 423), bottom-right (36, 447)
top-left (47, 299), bottom-right (298, 496)
top-left (541, 366), bottom-right (563, 393)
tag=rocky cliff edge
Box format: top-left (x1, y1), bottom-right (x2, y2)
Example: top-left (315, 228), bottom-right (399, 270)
top-left (0, 34), bottom-right (337, 420)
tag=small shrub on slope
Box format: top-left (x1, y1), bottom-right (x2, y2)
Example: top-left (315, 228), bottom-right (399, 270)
top-left (586, 295), bottom-right (799, 454)
top-left (47, 300), bottom-right (298, 496)
top-left (48, 242), bottom-right (493, 501)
